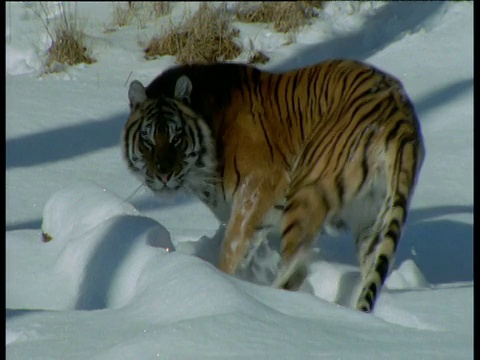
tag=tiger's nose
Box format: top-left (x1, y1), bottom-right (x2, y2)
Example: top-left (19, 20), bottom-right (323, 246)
top-left (159, 173), bottom-right (171, 184)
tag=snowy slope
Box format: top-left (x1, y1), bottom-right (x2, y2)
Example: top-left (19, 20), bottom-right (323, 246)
top-left (6, 2), bottom-right (473, 359)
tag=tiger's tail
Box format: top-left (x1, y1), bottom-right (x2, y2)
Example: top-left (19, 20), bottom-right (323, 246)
top-left (355, 117), bottom-right (425, 312)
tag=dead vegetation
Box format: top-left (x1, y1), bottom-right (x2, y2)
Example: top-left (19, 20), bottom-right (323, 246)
top-left (149, 2), bottom-right (172, 18)
top-left (143, 1), bottom-right (325, 65)
top-left (144, 3), bottom-right (242, 63)
top-left (112, 3), bottom-right (136, 27)
top-left (234, 1), bottom-right (323, 33)
top-left (46, 23), bottom-right (95, 68)
top-left (30, 2), bottom-right (95, 73)
top-left (109, 2), bottom-right (172, 30)
top-left (31, 1), bottom-right (325, 72)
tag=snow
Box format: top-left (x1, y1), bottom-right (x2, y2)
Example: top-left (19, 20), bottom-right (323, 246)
top-left (6, 1), bottom-right (473, 359)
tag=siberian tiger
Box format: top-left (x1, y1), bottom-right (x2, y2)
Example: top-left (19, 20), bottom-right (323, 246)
top-left (123, 59), bottom-right (425, 313)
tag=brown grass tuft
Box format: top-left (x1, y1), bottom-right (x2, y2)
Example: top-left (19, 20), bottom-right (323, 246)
top-left (110, 2), bottom-right (172, 30)
top-left (150, 2), bottom-right (172, 18)
top-left (112, 3), bottom-right (136, 27)
top-left (46, 25), bottom-right (95, 68)
top-left (235, 1), bottom-right (321, 33)
top-left (145, 3), bottom-right (242, 64)
top-left (29, 2), bottom-right (95, 72)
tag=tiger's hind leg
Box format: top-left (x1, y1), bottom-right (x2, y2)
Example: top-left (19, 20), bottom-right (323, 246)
top-left (273, 180), bottom-right (334, 291)
top-left (355, 135), bottom-right (424, 313)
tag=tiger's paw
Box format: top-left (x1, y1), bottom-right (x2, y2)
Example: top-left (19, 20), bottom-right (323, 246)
top-left (272, 248), bottom-right (310, 291)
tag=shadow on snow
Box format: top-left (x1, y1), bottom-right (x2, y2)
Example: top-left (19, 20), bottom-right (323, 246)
top-left (270, 1), bottom-right (448, 72)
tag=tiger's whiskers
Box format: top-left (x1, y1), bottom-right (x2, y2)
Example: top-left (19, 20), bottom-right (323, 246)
top-left (124, 183), bottom-right (144, 203)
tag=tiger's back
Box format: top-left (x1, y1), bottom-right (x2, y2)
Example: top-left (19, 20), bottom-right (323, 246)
top-left (124, 59), bottom-right (425, 313)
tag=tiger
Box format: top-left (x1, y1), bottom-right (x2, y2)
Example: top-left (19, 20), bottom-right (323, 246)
top-left (122, 59), bottom-right (425, 313)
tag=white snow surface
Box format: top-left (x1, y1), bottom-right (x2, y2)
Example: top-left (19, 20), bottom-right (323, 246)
top-left (6, 2), bottom-right (473, 359)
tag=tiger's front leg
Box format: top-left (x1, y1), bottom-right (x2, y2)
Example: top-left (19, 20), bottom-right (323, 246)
top-left (219, 172), bottom-right (288, 275)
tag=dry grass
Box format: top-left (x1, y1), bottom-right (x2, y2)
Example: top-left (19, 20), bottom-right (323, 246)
top-left (150, 2), bottom-right (172, 18)
top-left (145, 3), bottom-right (242, 64)
top-left (30, 2), bottom-right (95, 72)
top-left (46, 25), bottom-right (95, 68)
top-left (110, 2), bottom-right (172, 30)
top-left (235, 1), bottom-right (322, 33)
top-left (112, 2), bottom-right (136, 27)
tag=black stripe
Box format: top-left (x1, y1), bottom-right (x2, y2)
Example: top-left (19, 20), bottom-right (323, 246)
top-left (298, 70), bottom-right (308, 139)
top-left (308, 68), bottom-right (317, 125)
top-left (390, 218), bottom-right (400, 231)
top-left (394, 135), bottom-right (417, 191)
top-left (324, 120), bottom-right (358, 175)
top-left (356, 101), bottom-right (384, 125)
top-left (364, 289), bottom-right (374, 308)
top-left (254, 71), bottom-right (265, 110)
top-left (282, 220), bottom-right (300, 238)
top-left (365, 233), bottom-right (380, 257)
top-left (299, 117), bottom-right (305, 143)
top-left (382, 101), bottom-right (398, 122)
top-left (302, 127), bottom-right (336, 167)
top-left (284, 75), bottom-right (293, 129)
top-left (124, 120), bottom-right (142, 143)
top-left (338, 122), bottom-right (371, 174)
top-left (375, 254), bottom-right (390, 284)
top-left (357, 130), bottom-right (375, 191)
top-left (273, 76), bottom-right (282, 123)
top-left (340, 71), bottom-right (349, 96)
top-left (324, 62), bottom-right (342, 103)
top-left (347, 69), bottom-right (371, 94)
top-left (273, 142), bottom-right (290, 169)
top-left (368, 282), bottom-right (377, 300)
top-left (385, 230), bottom-right (399, 251)
top-left (397, 135), bottom-right (418, 161)
top-left (259, 117), bottom-right (274, 162)
top-left (268, 75), bottom-right (282, 128)
top-left (359, 305), bottom-right (370, 313)
top-left (194, 124), bottom-right (205, 168)
top-left (385, 119), bottom-right (410, 145)
top-left (220, 164), bottom-right (227, 201)
top-left (335, 173), bottom-right (345, 204)
top-left (291, 70), bottom-right (300, 91)
top-left (393, 194), bottom-right (407, 220)
top-left (246, 70), bottom-right (258, 121)
top-left (193, 120), bottom-right (204, 152)
top-left (284, 201), bottom-right (300, 214)
top-left (311, 67), bottom-right (320, 117)
top-left (321, 191), bottom-right (331, 213)
top-left (302, 88), bottom-right (356, 167)
top-left (245, 85), bottom-right (255, 121)
top-left (343, 91), bottom-right (371, 118)
top-left (291, 71), bottom-right (303, 142)
top-left (255, 224), bottom-right (273, 231)
top-left (233, 155), bottom-right (241, 195)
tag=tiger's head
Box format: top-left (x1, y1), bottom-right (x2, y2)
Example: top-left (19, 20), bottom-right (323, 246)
top-left (123, 76), bottom-right (216, 195)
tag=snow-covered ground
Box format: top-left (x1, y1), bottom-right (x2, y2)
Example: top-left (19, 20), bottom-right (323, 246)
top-left (6, 2), bottom-right (473, 359)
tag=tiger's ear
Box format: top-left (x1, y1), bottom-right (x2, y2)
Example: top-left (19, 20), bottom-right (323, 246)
top-left (174, 76), bottom-right (193, 104)
top-left (128, 80), bottom-right (147, 110)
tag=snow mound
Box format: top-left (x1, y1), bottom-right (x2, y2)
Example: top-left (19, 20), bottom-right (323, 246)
top-left (38, 182), bottom-right (175, 310)
top-left (386, 259), bottom-right (430, 290)
top-left (41, 181), bottom-right (141, 243)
